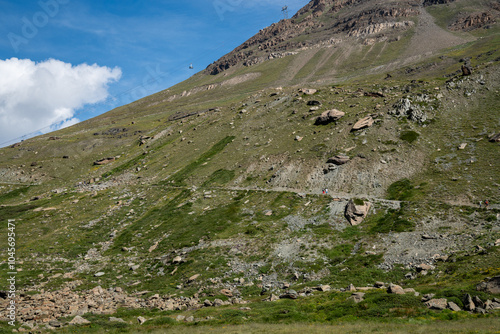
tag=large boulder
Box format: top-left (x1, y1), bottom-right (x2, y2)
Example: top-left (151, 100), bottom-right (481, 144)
top-left (387, 284), bottom-right (405, 295)
top-left (344, 199), bottom-right (371, 226)
top-left (425, 298), bottom-right (448, 310)
top-left (351, 116), bottom-right (374, 131)
top-left (315, 109), bottom-right (345, 125)
top-left (476, 276), bottom-right (500, 294)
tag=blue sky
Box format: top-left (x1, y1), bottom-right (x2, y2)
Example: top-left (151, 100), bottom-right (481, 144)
top-left (0, 0), bottom-right (309, 146)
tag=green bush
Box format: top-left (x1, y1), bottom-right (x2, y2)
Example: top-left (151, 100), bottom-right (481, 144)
top-left (400, 130), bottom-right (419, 143)
top-left (370, 209), bottom-right (415, 234)
top-left (387, 178), bottom-right (415, 200)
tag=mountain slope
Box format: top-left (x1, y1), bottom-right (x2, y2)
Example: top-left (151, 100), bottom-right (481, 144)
top-left (0, 0), bottom-right (500, 331)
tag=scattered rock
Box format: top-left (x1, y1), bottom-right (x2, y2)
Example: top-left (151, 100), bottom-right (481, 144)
top-left (425, 298), bottom-right (448, 310)
top-left (172, 256), bottom-right (183, 264)
top-left (489, 133), bottom-right (500, 142)
top-left (109, 317), bottom-right (125, 323)
top-left (265, 294), bottom-right (280, 302)
top-left (327, 155), bottom-right (350, 165)
top-left (315, 109), bottom-right (345, 125)
top-left (307, 100), bottom-right (321, 106)
top-left (448, 301), bottom-right (461, 312)
top-left (188, 274), bottom-right (200, 282)
top-left (390, 98), bottom-right (427, 123)
top-left (220, 289), bottom-right (233, 297)
top-left (69, 316), bottom-right (90, 325)
top-left (347, 283), bottom-right (356, 292)
top-left (295, 136), bottom-right (303, 142)
top-left (137, 316), bottom-right (147, 324)
top-left (476, 276), bottom-right (500, 294)
top-left (351, 116), bottom-right (374, 131)
top-left (344, 199), bottom-right (371, 226)
top-left (348, 292), bottom-right (365, 303)
top-left (49, 320), bottom-right (62, 328)
top-left (176, 315), bottom-right (185, 321)
top-left (300, 88), bottom-right (317, 95)
top-left (280, 290), bottom-right (298, 299)
top-left (458, 143), bottom-right (467, 150)
top-left (94, 272), bottom-right (105, 277)
top-left (463, 294), bottom-right (475, 311)
top-left (421, 294), bottom-right (435, 302)
top-left (93, 157), bottom-right (116, 166)
top-left (387, 284), bottom-right (405, 295)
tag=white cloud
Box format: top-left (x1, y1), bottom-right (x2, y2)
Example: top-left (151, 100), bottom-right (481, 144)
top-left (0, 58), bottom-right (121, 146)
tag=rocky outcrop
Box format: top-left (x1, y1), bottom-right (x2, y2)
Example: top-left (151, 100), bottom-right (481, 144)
top-left (450, 12), bottom-right (497, 32)
top-left (390, 98), bottom-right (427, 123)
top-left (344, 199), bottom-right (371, 225)
top-left (315, 109), bottom-right (345, 125)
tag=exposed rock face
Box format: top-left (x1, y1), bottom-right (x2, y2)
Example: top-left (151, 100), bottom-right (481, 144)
top-left (344, 199), bottom-right (371, 226)
top-left (351, 116), bottom-right (374, 131)
top-left (450, 12), bottom-right (497, 31)
top-left (476, 276), bottom-right (500, 294)
top-left (315, 109), bottom-right (345, 125)
top-left (205, 0), bottom-right (421, 75)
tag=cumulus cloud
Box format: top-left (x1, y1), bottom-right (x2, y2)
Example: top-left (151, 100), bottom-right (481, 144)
top-left (0, 58), bottom-right (121, 146)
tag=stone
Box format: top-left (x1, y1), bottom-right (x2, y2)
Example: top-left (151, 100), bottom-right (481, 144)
top-left (458, 143), bottom-right (467, 150)
top-left (448, 301), bottom-right (461, 312)
top-left (220, 289), bottom-right (233, 297)
top-left (204, 299), bottom-right (213, 307)
top-left (462, 64), bottom-right (472, 76)
top-left (489, 133), bottom-right (500, 142)
top-left (315, 109), bottom-right (345, 125)
top-left (348, 292), bottom-right (365, 303)
top-left (93, 157), bottom-right (116, 166)
top-left (344, 199), bottom-right (371, 226)
top-left (374, 282), bottom-right (385, 288)
top-left (94, 272), bottom-right (105, 277)
top-left (307, 100), bottom-right (321, 106)
top-left (280, 290), bottom-right (298, 299)
top-left (295, 136), bottom-right (303, 142)
top-left (266, 294), bottom-right (279, 302)
top-left (473, 296), bottom-right (485, 309)
top-left (185, 316), bottom-right (194, 322)
top-left (476, 276), bottom-right (500, 294)
top-left (404, 288), bottom-right (419, 296)
top-left (327, 155), bottom-right (350, 165)
top-left (48, 320), bottom-right (62, 328)
top-left (213, 299), bottom-right (224, 306)
top-left (172, 256), bottom-right (182, 264)
top-left (463, 294), bottom-right (475, 311)
top-left (69, 316), bottom-right (90, 325)
top-left (347, 284), bottom-right (356, 292)
top-left (421, 294), bottom-right (435, 302)
top-left (425, 298), bottom-right (448, 310)
top-left (137, 316), bottom-right (147, 324)
top-left (317, 285), bottom-right (331, 292)
top-left (387, 284), bottom-right (405, 295)
top-left (188, 274), bottom-right (200, 282)
top-left (351, 116), bottom-right (374, 131)
top-left (390, 98), bottom-right (427, 123)
top-left (416, 264), bottom-right (433, 272)
top-left (176, 315), bottom-right (185, 321)
top-left (300, 88), bottom-right (317, 95)
top-left (109, 317), bottom-right (125, 323)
